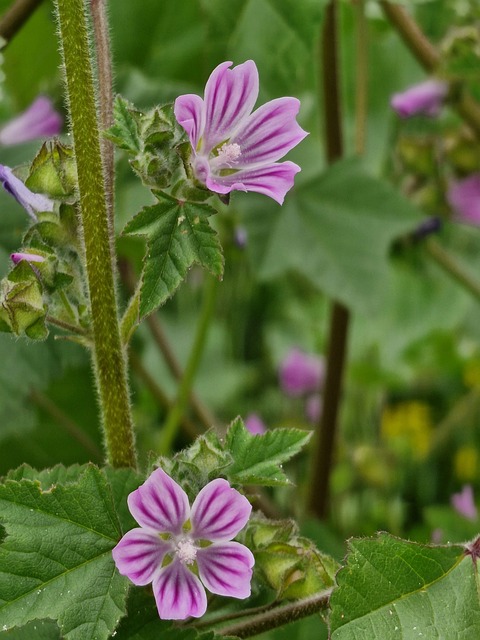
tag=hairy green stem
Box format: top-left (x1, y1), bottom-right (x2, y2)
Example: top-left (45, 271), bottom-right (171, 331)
top-left (158, 274), bottom-right (218, 454)
top-left (354, 0), bottom-right (368, 156)
top-left (0, 0), bottom-right (43, 44)
top-left (55, 0), bottom-right (136, 468)
top-left (380, 1), bottom-right (480, 137)
top-left (212, 589), bottom-right (332, 638)
top-left (308, 0), bottom-right (349, 519)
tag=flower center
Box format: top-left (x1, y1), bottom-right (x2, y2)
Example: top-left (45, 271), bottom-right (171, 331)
top-left (175, 537), bottom-right (197, 565)
top-left (217, 142), bottom-right (241, 164)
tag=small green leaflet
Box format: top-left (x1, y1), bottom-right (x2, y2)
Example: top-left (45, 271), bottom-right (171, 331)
top-left (225, 417), bottom-right (312, 485)
top-left (329, 533), bottom-right (480, 639)
top-left (0, 465), bottom-right (136, 640)
top-left (123, 191), bottom-right (224, 317)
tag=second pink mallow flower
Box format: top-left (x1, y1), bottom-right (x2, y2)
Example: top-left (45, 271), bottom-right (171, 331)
top-left (447, 173), bottom-right (480, 226)
top-left (174, 60), bottom-right (308, 204)
top-left (112, 468), bottom-right (254, 620)
top-left (390, 79), bottom-right (448, 119)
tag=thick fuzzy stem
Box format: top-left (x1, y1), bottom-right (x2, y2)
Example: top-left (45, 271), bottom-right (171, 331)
top-left (55, 0), bottom-right (136, 468)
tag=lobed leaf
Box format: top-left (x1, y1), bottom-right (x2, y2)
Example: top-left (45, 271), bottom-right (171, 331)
top-left (0, 465), bottom-right (130, 640)
top-left (123, 191), bottom-right (223, 317)
top-left (329, 533), bottom-right (480, 639)
top-left (225, 417), bottom-right (312, 485)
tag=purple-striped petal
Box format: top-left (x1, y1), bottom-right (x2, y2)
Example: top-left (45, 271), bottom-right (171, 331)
top-left (174, 93), bottom-right (205, 150)
top-left (196, 541), bottom-right (254, 599)
top-left (112, 527), bottom-right (171, 586)
top-left (206, 161), bottom-right (301, 205)
top-left (0, 164), bottom-right (54, 220)
top-left (203, 60), bottom-right (259, 153)
top-left (152, 559), bottom-right (207, 620)
top-left (231, 97), bottom-right (308, 166)
top-left (127, 467), bottom-right (190, 535)
top-left (0, 96), bottom-right (62, 146)
top-left (190, 478), bottom-right (251, 541)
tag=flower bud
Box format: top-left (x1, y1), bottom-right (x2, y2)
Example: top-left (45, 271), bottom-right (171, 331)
top-left (391, 80), bottom-right (448, 118)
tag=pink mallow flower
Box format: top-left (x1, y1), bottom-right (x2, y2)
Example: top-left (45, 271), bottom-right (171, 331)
top-left (279, 348), bottom-right (325, 398)
top-left (451, 485), bottom-right (478, 521)
top-left (0, 96), bottom-right (62, 146)
top-left (391, 79), bottom-right (448, 118)
top-left (447, 173), bottom-right (480, 226)
top-left (0, 164), bottom-right (53, 221)
top-left (174, 60), bottom-right (308, 204)
top-left (245, 413), bottom-right (266, 435)
top-left (112, 468), bottom-right (254, 620)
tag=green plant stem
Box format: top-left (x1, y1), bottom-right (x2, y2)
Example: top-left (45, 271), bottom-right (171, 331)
top-left (158, 273), bottom-right (218, 454)
top-left (212, 589), bottom-right (332, 638)
top-left (308, 0), bottom-right (350, 519)
top-left (0, 0), bottom-right (43, 43)
top-left (55, 0), bottom-right (136, 468)
top-left (380, 1), bottom-right (480, 137)
top-left (425, 238), bottom-right (480, 302)
top-left (119, 258), bottom-right (216, 429)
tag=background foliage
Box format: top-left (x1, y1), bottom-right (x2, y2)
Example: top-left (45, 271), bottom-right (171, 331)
top-left (1, 0), bottom-right (480, 638)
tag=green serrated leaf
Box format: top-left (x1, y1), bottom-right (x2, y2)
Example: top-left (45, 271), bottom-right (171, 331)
top-left (107, 96), bottom-right (142, 153)
top-left (2, 619), bottom-right (61, 639)
top-left (123, 191), bottom-right (223, 317)
top-left (0, 465), bottom-right (129, 640)
top-left (225, 417), bottom-right (312, 486)
top-left (329, 533), bottom-right (480, 639)
top-left (5, 463), bottom-right (89, 486)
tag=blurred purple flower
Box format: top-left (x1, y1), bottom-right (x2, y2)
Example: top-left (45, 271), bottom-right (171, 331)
top-left (447, 173), bottom-right (480, 226)
top-left (0, 96), bottom-right (62, 146)
top-left (279, 348), bottom-right (325, 398)
top-left (305, 394), bottom-right (323, 424)
top-left (11, 252), bottom-right (45, 265)
top-left (245, 413), bottom-right (266, 435)
top-left (112, 468), bottom-right (254, 620)
top-left (451, 485), bottom-right (478, 520)
top-left (391, 80), bottom-right (448, 118)
top-left (0, 164), bottom-right (54, 221)
top-left (234, 226), bottom-right (248, 249)
top-left (174, 60), bottom-right (308, 204)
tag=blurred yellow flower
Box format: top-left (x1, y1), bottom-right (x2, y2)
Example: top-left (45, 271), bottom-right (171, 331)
top-left (463, 360), bottom-right (480, 389)
top-left (454, 445), bottom-right (478, 481)
top-left (381, 401), bottom-right (433, 459)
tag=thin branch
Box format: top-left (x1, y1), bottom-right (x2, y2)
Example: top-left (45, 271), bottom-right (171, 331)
top-left (129, 350), bottom-right (200, 440)
top-left (213, 589), bottom-right (332, 639)
top-left (425, 238), bottom-right (480, 303)
top-left (30, 388), bottom-right (102, 460)
top-left (0, 0), bottom-right (43, 44)
top-left (308, 0), bottom-right (350, 519)
top-left (119, 259), bottom-right (216, 429)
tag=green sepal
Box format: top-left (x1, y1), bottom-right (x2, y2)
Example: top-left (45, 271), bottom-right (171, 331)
top-left (25, 140), bottom-right (77, 199)
top-left (246, 514), bottom-right (338, 600)
top-left (0, 269), bottom-right (47, 339)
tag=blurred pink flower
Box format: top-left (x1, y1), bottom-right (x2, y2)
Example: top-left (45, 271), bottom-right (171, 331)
top-left (245, 413), bottom-right (266, 435)
top-left (447, 173), bottom-right (480, 226)
top-left (112, 468), bottom-right (254, 620)
top-left (305, 394), bottom-right (323, 424)
top-left (451, 485), bottom-right (478, 520)
top-left (390, 80), bottom-right (448, 118)
top-left (279, 348), bottom-right (325, 398)
top-left (0, 96), bottom-right (62, 146)
top-left (174, 60), bottom-right (308, 204)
